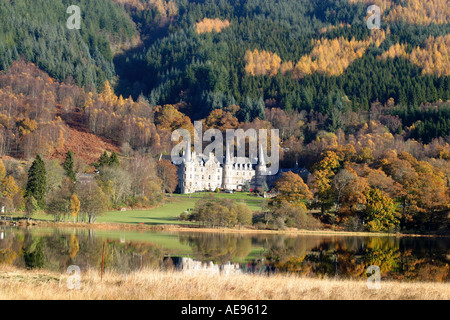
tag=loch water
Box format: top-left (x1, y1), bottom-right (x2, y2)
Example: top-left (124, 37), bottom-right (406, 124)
top-left (0, 226), bottom-right (448, 282)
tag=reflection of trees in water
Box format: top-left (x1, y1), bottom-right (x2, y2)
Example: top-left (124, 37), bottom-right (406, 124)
top-left (22, 232), bottom-right (45, 269)
top-left (392, 237), bottom-right (450, 282)
top-left (267, 237), bottom-right (399, 279)
top-left (263, 236), bottom-right (323, 271)
top-left (393, 249), bottom-right (449, 282)
top-left (175, 234), bottom-right (450, 281)
top-left (101, 241), bottom-right (164, 273)
top-left (363, 237), bottom-right (401, 274)
top-left (2, 228), bottom-right (449, 281)
top-left (179, 233), bottom-right (252, 264)
top-left (299, 237), bottom-right (402, 279)
top-left (2, 229), bottom-right (166, 273)
top-left (0, 227), bottom-right (22, 266)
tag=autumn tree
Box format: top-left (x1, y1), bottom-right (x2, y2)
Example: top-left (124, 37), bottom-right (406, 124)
top-left (70, 194), bottom-right (81, 223)
top-left (274, 171), bottom-right (313, 207)
top-left (45, 177), bottom-right (73, 221)
top-left (236, 203), bottom-right (253, 228)
top-left (196, 18), bottom-right (230, 34)
top-left (363, 188), bottom-right (400, 232)
top-left (203, 109), bottom-right (240, 131)
top-left (244, 49), bottom-right (282, 77)
top-left (0, 175), bottom-right (20, 211)
top-left (0, 160), bottom-right (6, 181)
top-left (46, 190), bottom-right (70, 222)
top-left (0, 159), bottom-right (20, 210)
top-left (192, 196), bottom-right (251, 228)
top-left (96, 166), bottom-right (131, 207)
top-left (156, 159), bottom-right (178, 194)
top-left (310, 151), bottom-right (342, 216)
top-left (269, 200), bottom-right (320, 230)
top-left (154, 104), bottom-right (193, 133)
top-left (332, 167), bottom-right (369, 222)
top-left (77, 180), bottom-right (109, 223)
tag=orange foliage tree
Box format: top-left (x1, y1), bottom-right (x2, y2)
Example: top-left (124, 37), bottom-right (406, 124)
top-left (196, 18), bottom-right (230, 34)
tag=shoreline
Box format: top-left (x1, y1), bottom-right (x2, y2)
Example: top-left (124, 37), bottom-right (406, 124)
top-left (2, 219), bottom-right (448, 238)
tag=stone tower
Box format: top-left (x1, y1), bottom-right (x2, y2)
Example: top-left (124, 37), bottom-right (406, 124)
top-left (255, 143), bottom-right (267, 190)
top-left (222, 141), bottom-right (234, 190)
top-left (179, 146), bottom-right (192, 194)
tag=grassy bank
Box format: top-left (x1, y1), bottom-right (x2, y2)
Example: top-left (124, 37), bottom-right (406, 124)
top-left (12, 193), bottom-right (265, 225)
top-left (0, 266), bottom-right (448, 300)
top-left (6, 193), bottom-right (445, 238)
top-left (6, 219), bottom-right (444, 238)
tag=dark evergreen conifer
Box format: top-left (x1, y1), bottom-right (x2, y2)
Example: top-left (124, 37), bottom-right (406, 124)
top-left (62, 151), bottom-right (76, 182)
top-left (25, 155), bottom-right (47, 209)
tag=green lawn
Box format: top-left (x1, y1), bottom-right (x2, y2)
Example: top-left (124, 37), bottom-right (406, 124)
top-left (97, 198), bottom-right (198, 225)
top-left (14, 193), bottom-right (265, 225)
top-left (97, 193), bottom-right (265, 225)
top-left (171, 192), bottom-right (265, 212)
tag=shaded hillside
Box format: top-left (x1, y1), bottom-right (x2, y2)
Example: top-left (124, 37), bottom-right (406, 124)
top-left (0, 0), bottom-right (448, 119)
top-left (0, 0), bottom-right (137, 89)
top-left (112, 0), bottom-right (450, 120)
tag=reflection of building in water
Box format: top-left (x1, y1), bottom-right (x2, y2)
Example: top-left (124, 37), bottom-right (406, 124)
top-left (164, 257), bottom-right (242, 275)
top-left (163, 257), bottom-right (278, 276)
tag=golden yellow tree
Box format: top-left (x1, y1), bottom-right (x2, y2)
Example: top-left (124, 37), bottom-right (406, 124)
top-left (70, 194), bottom-right (81, 223)
top-left (1, 175), bottom-right (19, 200)
top-left (0, 160), bottom-right (6, 181)
top-left (274, 171), bottom-right (313, 208)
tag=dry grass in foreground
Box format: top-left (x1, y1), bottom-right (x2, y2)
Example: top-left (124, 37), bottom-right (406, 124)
top-left (0, 266), bottom-right (448, 300)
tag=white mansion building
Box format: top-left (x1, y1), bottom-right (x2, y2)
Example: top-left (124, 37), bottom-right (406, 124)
top-left (177, 143), bottom-right (268, 194)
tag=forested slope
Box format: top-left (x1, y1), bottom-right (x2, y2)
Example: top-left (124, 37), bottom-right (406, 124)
top-left (112, 0), bottom-right (450, 122)
top-left (0, 0), bottom-right (449, 123)
top-left (0, 0), bottom-right (137, 89)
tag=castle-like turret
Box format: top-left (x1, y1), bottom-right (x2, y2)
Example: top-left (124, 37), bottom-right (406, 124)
top-left (222, 142), bottom-right (234, 190)
top-left (255, 143), bottom-right (267, 190)
top-left (178, 146), bottom-right (193, 193)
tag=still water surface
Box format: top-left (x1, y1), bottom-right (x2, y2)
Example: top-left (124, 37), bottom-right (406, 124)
top-left (0, 226), bottom-right (448, 282)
